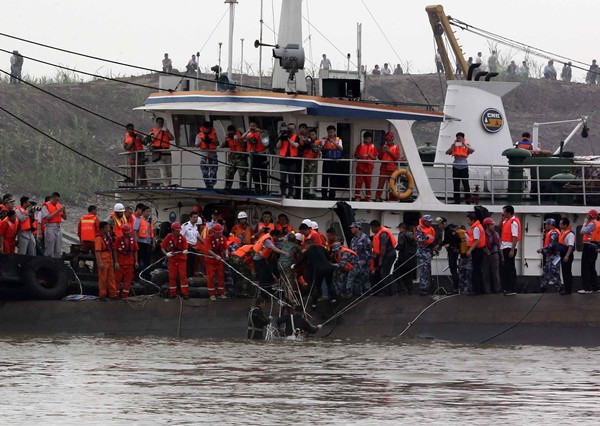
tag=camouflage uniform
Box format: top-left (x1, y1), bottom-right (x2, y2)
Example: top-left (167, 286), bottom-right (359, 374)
top-left (458, 255), bottom-right (472, 293)
top-left (225, 153), bottom-right (248, 189)
top-left (332, 249), bottom-right (359, 298)
top-left (200, 150), bottom-right (218, 189)
top-left (230, 255), bottom-right (252, 296)
top-left (301, 139), bottom-right (322, 194)
top-left (415, 227), bottom-right (434, 292)
top-left (541, 230), bottom-right (562, 290)
top-left (224, 239), bottom-right (240, 296)
top-left (277, 240), bottom-right (301, 300)
top-left (350, 232), bottom-right (372, 295)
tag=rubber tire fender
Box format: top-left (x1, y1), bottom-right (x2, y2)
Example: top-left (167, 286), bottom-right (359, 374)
top-left (389, 169), bottom-right (415, 200)
top-left (23, 256), bottom-right (68, 299)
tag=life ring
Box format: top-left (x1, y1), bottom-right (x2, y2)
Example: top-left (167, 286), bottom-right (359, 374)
top-left (389, 169), bottom-right (415, 200)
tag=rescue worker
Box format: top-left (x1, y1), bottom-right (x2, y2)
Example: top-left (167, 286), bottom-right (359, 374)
top-left (537, 218), bottom-right (562, 292)
top-left (394, 222), bottom-right (417, 295)
top-left (299, 223), bottom-right (321, 249)
top-left (95, 221), bottom-right (117, 300)
top-left (132, 203), bottom-right (145, 222)
top-left (231, 211), bottom-right (252, 245)
top-left (0, 210), bottom-right (18, 254)
top-left (113, 224), bottom-right (139, 299)
top-left (499, 205), bottom-right (520, 296)
top-left (349, 222), bottom-right (372, 296)
top-left (292, 238), bottom-right (334, 306)
top-left (124, 206), bottom-right (135, 226)
top-left (434, 217), bottom-right (460, 292)
top-left (558, 217), bottom-right (575, 295)
top-left (133, 206), bottom-right (155, 274)
top-left (354, 132), bottom-right (378, 201)
top-left (253, 229), bottom-right (290, 293)
top-left (445, 132), bottom-right (475, 204)
top-left (375, 132), bottom-right (401, 202)
top-left (515, 132), bottom-right (535, 150)
top-left (78, 205), bottom-right (100, 254)
top-left (301, 128), bottom-right (322, 198)
top-left (223, 228), bottom-right (239, 297)
top-left (276, 213), bottom-right (293, 236)
top-left (278, 233), bottom-right (302, 300)
top-left (160, 222), bottom-right (190, 299)
top-left (326, 227), bottom-right (338, 251)
top-left (370, 220), bottom-right (397, 295)
top-left (206, 209), bottom-right (221, 230)
top-left (277, 122), bottom-right (301, 198)
top-left (466, 213), bottom-right (486, 294)
top-left (330, 242), bottom-right (359, 298)
top-left (0, 195), bottom-right (14, 220)
top-left (181, 211), bottom-right (203, 277)
top-left (414, 215), bottom-right (436, 295)
top-left (242, 120), bottom-right (268, 194)
top-left (222, 124), bottom-right (247, 190)
top-left (253, 210), bottom-right (275, 240)
top-left (204, 223), bottom-right (228, 300)
top-left (231, 243), bottom-right (255, 297)
top-left (321, 125), bottom-right (344, 200)
top-left (108, 203), bottom-right (127, 238)
top-left (482, 217), bottom-right (501, 294)
top-left (196, 121), bottom-right (219, 189)
top-left (276, 305), bottom-right (320, 337)
top-left (150, 117), bottom-right (174, 186)
top-left (16, 196), bottom-right (36, 256)
top-left (41, 192), bottom-right (66, 258)
top-left (311, 221), bottom-right (327, 248)
top-left (457, 225), bottom-right (473, 294)
top-left (578, 209), bottom-right (600, 293)
top-left (247, 297), bottom-right (271, 340)
top-left (124, 123), bottom-right (146, 186)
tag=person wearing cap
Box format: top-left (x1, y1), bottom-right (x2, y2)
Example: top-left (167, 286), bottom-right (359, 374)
top-left (415, 215), bottom-right (436, 295)
top-left (445, 132), bottom-right (475, 204)
top-left (558, 217), bottom-right (575, 295)
top-left (393, 223), bottom-right (417, 295)
top-left (330, 242), bottom-right (359, 298)
top-left (375, 132), bottom-right (401, 202)
top-left (0, 194), bottom-right (14, 220)
top-left (537, 218), bottom-right (562, 293)
top-left (222, 124), bottom-right (248, 190)
top-left (254, 210), bottom-right (275, 240)
top-left (369, 220), bottom-right (397, 295)
top-left (354, 131), bottom-right (378, 201)
top-left (350, 221), bottom-right (372, 295)
top-left (204, 223), bottom-right (229, 300)
top-left (108, 202), bottom-right (127, 238)
top-left (160, 222), bottom-right (191, 299)
top-left (311, 221), bottom-right (328, 248)
top-left (231, 211), bottom-right (252, 245)
top-left (499, 205), bottom-right (521, 296)
top-left (434, 217), bottom-right (460, 293)
top-left (301, 127), bottom-right (323, 199)
top-left (113, 223), bottom-right (139, 299)
top-left (206, 209), bottom-right (221, 230)
top-left (579, 209), bottom-right (600, 293)
top-left (41, 192), bottom-right (66, 259)
top-left (482, 217), bottom-right (501, 294)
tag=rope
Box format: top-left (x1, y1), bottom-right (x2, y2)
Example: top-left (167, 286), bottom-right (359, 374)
top-left (63, 263), bottom-right (98, 301)
top-left (391, 294), bottom-right (460, 340)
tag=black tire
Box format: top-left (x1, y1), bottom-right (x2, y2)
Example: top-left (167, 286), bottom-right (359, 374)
top-left (23, 257), bottom-right (68, 299)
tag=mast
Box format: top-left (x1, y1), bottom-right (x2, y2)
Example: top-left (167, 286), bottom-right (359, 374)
top-left (225, 0), bottom-right (238, 80)
top-left (259, 0), bottom-right (264, 89)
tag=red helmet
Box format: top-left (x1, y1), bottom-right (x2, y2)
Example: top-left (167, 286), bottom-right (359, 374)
top-left (171, 222), bottom-right (182, 231)
top-left (212, 223), bottom-right (223, 233)
top-left (482, 217), bottom-right (495, 226)
top-left (588, 209), bottom-right (598, 220)
top-left (121, 224), bottom-right (132, 233)
top-left (193, 205), bottom-right (202, 213)
top-left (384, 131), bottom-right (394, 142)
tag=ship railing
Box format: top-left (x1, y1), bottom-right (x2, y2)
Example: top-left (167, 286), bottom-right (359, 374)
top-left (117, 150), bottom-right (416, 202)
top-left (424, 161), bottom-right (600, 206)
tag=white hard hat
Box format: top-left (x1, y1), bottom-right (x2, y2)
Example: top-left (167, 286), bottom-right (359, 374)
top-left (114, 203), bottom-right (125, 213)
top-left (295, 232), bottom-right (303, 241)
top-left (311, 221), bottom-right (318, 230)
top-left (237, 211), bottom-right (248, 219)
top-left (301, 218), bottom-right (312, 226)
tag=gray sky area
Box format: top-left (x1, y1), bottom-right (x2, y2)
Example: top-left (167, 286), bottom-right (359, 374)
top-left (2, 0), bottom-right (598, 82)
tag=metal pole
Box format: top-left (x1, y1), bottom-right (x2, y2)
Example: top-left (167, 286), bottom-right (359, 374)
top-left (240, 38), bottom-right (244, 90)
top-left (356, 23), bottom-right (362, 74)
top-left (259, 0), bottom-right (264, 89)
top-left (217, 42), bottom-right (223, 91)
top-left (225, 0), bottom-right (237, 80)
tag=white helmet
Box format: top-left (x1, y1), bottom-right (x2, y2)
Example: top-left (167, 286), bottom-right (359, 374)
top-left (237, 211), bottom-right (248, 219)
top-left (295, 232), bottom-right (303, 241)
top-left (311, 221), bottom-right (319, 230)
top-left (302, 218), bottom-right (312, 226)
top-left (114, 203), bottom-right (125, 213)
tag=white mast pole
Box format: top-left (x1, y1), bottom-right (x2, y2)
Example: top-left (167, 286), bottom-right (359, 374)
top-left (259, 0), bottom-right (264, 89)
top-left (240, 38), bottom-right (244, 90)
top-left (225, 0), bottom-right (238, 80)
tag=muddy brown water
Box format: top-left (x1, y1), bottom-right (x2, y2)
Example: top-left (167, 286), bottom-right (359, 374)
top-left (0, 336), bottom-right (598, 424)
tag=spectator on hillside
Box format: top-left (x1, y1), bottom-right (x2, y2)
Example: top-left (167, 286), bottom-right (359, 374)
top-left (372, 65), bottom-right (381, 75)
top-left (488, 50), bottom-right (498, 73)
top-left (586, 60), bottom-right (599, 84)
top-left (435, 53), bottom-right (444, 73)
top-left (381, 63), bottom-right (391, 75)
top-left (561, 62), bottom-right (572, 82)
top-left (519, 60), bottom-right (529, 78)
top-left (320, 54), bottom-right (331, 70)
top-left (393, 64), bottom-right (404, 75)
top-left (9, 50), bottom-right (23, 84)
top-left (507, 60), bottom-right (517, 80)
top-left (543, 60), bottom-right (557, 80)
top-left (186, 55), bottom-right (198, 74)
top-left (162, 53), bottom-right (173, 73)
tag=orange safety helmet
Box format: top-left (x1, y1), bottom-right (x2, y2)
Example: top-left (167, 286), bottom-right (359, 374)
top-left (384, 131), bottom-right (394, 142)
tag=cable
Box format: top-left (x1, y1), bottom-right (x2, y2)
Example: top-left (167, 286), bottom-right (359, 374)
top-left (198, 8), bottom-right (230, 55)
top-left (300, 16), bottom-right (357, 68)
top-left (391, 294), bottom-right (460, 340)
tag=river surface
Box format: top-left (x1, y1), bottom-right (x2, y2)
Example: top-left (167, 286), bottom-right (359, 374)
top-left (0, 336), bottom-right (598, 425)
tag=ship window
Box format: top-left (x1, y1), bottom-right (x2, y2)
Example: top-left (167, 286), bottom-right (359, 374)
top-left (172, 114), bottom-right (204, 147)
top-left (360, 129), bottom-right (386, 152)
top-left (210, 115), bottom-right (245, 140)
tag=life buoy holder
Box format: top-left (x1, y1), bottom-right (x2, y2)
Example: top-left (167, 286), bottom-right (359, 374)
top-left (389, 169), bottom-right (415, 200)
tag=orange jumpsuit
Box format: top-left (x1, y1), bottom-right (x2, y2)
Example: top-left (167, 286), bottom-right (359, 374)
top-left (376, 143), bottom-right (401, 200)
top-left (161, 233), bottom-right (189, 297)
top-left (113, 235), bottom-right (139, 298)
top-left (95, 234), bottom-right (117, 298)
top-left (0, 217), bottom-right (18, 253)
top-left (354, 142), bottom-right (378, 201)
top-left (205, 234), bottom-right (227, 296)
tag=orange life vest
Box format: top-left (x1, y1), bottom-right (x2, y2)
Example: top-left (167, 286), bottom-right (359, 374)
top-left (558, 226), bottom-right (572, 246)
top-left (451, 140), bottom-right (471, 158)
top-left (246, 131), bottom-right (265, 153)
top-left (583, 220), bottom-right (600, 242)
top-left (256, 222), bottom-right (275, 233)
top-left (544, 228), bottom-right (560, 252)
top-left (253, 233), bottom-right (274, 259)
top-left (232, 224), bottom-right (252, 245)
top-left (279, 133), bottom-right (299, 157)
top-left (233, 244), bottom-right (254, 258)
top-left (276, 223), bottom-right (293, 234)
top-left (335, 246), bottom-right (358, 271)
top-left (110, 212), bottom-right (127, 237)
top-left (379, 143), bottom-right (401, 162)
top-left (322, 136), bottom-right (342, 159)
top-left (373, 226), bottom-right (397, 255)
top-left (303, 139), bottom-right (322, 159)
top-left (226, 130), bottom-right (245, 152)
top-left (125, 131), bottom-right (143, 152)
top-left (516, 137), bottom-right (532, 150)
top-left (44, 202), bottom-right (62, 224)
top-left (79, 214), bottom-right (98, 242)
top-left (354, 142), bottom-right (378, 166)
top-left (198, 126), bottom-right (218, 149)
top-left (467, 220), bottom-right (487, 248)
top-left (414, 219), bottom-right (435, 246)
top-left (302, 229), bottom-right (322, 249)
top-left (1, 217), bottom-right (18, 252)
top-left (16, 206), bottom-right (32, 231)
top-left (151, 127), bottom-right (170, 150)
top-left (501, 216), bottom-right (522, 242)
top-left (137, 218), bottom-right (154, 239)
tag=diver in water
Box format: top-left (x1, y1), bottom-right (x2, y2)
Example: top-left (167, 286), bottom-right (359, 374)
top-left (276, 305), bottom-right (321, 338)
top-left (247, 298), bottom-right (271, 340)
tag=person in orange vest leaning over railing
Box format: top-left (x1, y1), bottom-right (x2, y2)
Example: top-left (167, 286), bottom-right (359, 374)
top-left (160, 222), bottom-right (190, 299)
top-left (78, 205), bottom-right (100, 254)
top-left (204, 223), bottom-right (229, 300)
top-left (95, 221), bottom-right (117, 300)
top-left (113, 224), bottom-right (139, 299)
top-left (15, 196), bottom-right (37, 256)
top-left (375, 132), bottom-right (401, 202)
top-left (243, 120), bottom-right (268, 194)
top-left (445, 132), bottom-right (475, 204)
top-left (41, 192), bottom-right (66, 258)
top-left (321, 125), bottom-right (344, 200)
top-left (107, 203), bottom-right (127, 238)
top-left (231, 211), bottom-right (253, 245)
top-left (354, 132), bottom-right (378, 201)
top-left (196, 121), bottom-right (219, 189)
top-left (276, 122), bottom-right (301, 198)
top-left (150, 117), bottom-right (175, 187)
top-left (133, 205), bottom-right (155, 275)
top-left (221, 124), bottom-right (248, 190)
top-left (578, 209), bottom-right (600, 294)
top-left (124, 123), bottom-right (147, 186)
top-left (0, 209), bottom-right (18, 254)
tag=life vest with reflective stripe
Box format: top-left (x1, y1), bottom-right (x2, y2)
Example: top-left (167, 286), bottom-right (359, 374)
top-left (303, 139), bottom-right (322, 159)
top-left (373, 226), bottom-right (397, 255)
top-left (96, 233), bottom-right (113, 252)
top-left (414, 219), bottom-right (435, 246)
top-left (125, 131), bottom-right (143, 152)
top-left (138, 218), bottom-right (154, 239)
top-left (451, 140), bottom-right (471, 158)
top-left (198, 126), bottom-right (218, 149)
top-left (322, 136), bottom-right (342, 159)
top-left (233, 244), bottom-right (254, 258)
top-left (379, 143), bottom-right (400, 162)
top-left (163, 233), bottom-right (187, 252)
top-left (256, 222), bottom-right (274, 233)
top-left (253, 233), bottom-right (274, 259)
top-left (1, 217), bottom-right (18, 252)
top-left (335, 246), bottom-right (358, 271)
top-left (302, 229), bottom-right (322, 249)
top-left (226, 131), bottom-right (245, 152)
top-left (246, 131), bottom-right (265, 153)
top-left (114, 234), bottom-right (136, 256)
top-left (276, 223), bottom-right (293, 234)
top-left (467, 220), bottom-right (487, 248)
top-left (544, 228), bottom-right (560, 253)
top-left (516, 137), bottom-right (532, 150)
top-left (79, 214), bottom-right (97, 242)
top-left (583, 220), bottom-right (600, 242)
top-left (354, 142), bottom-right (378, 166)
top-left (151, 127), bottom-right (170, 149)
top-left (44, 202), bottom-right (62, 224)
top-left (110, 212), bottom-right (127, 237)
top-left (501, 216), bottom-right (521, 242)
top-left (279, 133), bottom-right (299, 157)
top-left (16, 206), bottom-right (31, 231)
